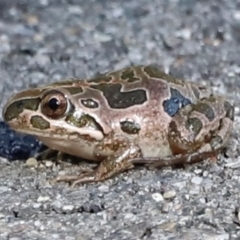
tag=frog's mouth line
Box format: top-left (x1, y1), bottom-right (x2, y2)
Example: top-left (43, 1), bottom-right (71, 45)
top-left (7, 127), bottom-right (75, 139)
top-left (8, 125), bottom-right (104, 142)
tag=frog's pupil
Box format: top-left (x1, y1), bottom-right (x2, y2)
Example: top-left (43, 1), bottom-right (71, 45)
top-left (48, 98), bottom-right (60, 111)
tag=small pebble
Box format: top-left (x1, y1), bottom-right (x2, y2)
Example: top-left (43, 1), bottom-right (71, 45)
top-left (98, 185), bottom-right (110, 193)
top-left (124, 213), bottom-right (136, 221)
top-left (172, 181), bottom-right (187, 189)
top-left (25, 14), bottom-right (39, 26)
top-left (37, 196), bottom-right (50, 202)
top-left (51, 200), bottom-right (62, 213)
top-left (199, 198), bottom-right (206, 204)
top-left (206, 199), bottom-right (219, 209)
top-left (203, 171), bottom-right (209, 177)
top-left (93, 32), bottom-right (112, 42)
top-left (178, 216), bottom-right (191, 226)
top-left (194, 169), bottom-right (202, 175)
top-left (161, 203), bottom-right (170, 213)
top-left (203, 183), bottom-right (213, 193)
top-left (33, 203), bottom-right (42, 209)
top-left (176, 28), bottom-right (192, 40)
top-left (68, 6), bottom-right (83, 15)
top-left (163, 190), bottom-right (176, 200)
top-left (33, 53), bottom-right (51, 66)
top-left (189, 186), bottom-right (201, 195)
top-left (234, 11), bottom-right (240, 20)
top-left (58, 170), bottom-right (67, 176)
top-left (51, 200), bottom-right (62, 209)
top-left (45, 161), bottom-right (53, 168)
top-left (237, 210), bottom-right (240, 222)
top-left (152, 193), bottom-right (164, 202)
top-left (199, 208), bottom-right (214, 224)
top-left (184, 194), bottom-right (190, 201)
top-left (62, 205), bottom-right (74, 213)
top-left (25, 158), bottom-right (38, 167)
top-left (158, 221), bottom-right (176, 231)
top-left (0, 186), bottom-right (9, 194)
top-left (34, 220), bottom-right (42, 227)
top-left (191, 176), bottom-right (203, 185)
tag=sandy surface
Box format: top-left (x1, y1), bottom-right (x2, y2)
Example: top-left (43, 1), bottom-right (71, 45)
top-left (0, 0), bottom-right (240, 239)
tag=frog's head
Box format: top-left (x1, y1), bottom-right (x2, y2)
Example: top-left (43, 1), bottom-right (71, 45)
top-left (2, 82), bottom-right (113, 158)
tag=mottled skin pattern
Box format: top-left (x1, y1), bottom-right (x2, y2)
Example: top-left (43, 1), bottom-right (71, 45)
top-left (2, 65), bottom-right (234, 186)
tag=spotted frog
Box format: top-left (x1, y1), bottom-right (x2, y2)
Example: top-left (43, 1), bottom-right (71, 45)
top-left (2, 65), bottom-right (234, 186)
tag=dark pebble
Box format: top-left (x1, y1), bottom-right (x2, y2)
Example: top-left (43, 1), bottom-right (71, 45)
top-left (0, 121), bottom-right (46, 161)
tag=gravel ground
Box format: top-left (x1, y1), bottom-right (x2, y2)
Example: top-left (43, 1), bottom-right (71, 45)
top-left (0, 0), bottom-right (240, 239)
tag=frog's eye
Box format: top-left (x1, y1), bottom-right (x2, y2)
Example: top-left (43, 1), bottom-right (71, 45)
top-left (41, 90), bottom-right (69, 119)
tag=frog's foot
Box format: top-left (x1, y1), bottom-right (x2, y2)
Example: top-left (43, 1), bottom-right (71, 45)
top-left (53, 167), bottom-right (94, 184)
top-left (35, 148), bottom-right (65, 163)
top-left (54, 171), bottom-right (100, 187)
top-left (36, 149), bottom-right (68, 172)
top-left (35, 148), bottom-right (54, 160)
top-left (54, 145), bottom-right (141, 187)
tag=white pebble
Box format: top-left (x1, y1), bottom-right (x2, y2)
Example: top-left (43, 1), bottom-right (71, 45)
top-left (37, 196), bottom-right (50, 202)
top-left (152, 193), bottom-right (164, 202)
top-left (191, 176), bottom-right (203, 185)
top-left (163, 190), bottom-right (176, 200)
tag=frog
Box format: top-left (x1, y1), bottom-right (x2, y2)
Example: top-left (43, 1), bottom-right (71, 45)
top-left (2, 65), bottom-right (234, 186)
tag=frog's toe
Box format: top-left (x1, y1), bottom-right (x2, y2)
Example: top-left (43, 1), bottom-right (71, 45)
top-left (52, 175), bottom-right (79, 185)
top-left (52, 170), bottom-right (98, 187)
top-left (70, 174), bottom-right (96, 187)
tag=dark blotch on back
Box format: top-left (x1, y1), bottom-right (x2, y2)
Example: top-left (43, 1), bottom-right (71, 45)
top-left (91, 83), bottom-right (147, 109)
top-left (64, 87), bottom-right (83, 95)
top-left (43, 87), bottom-right (83, 95)
top-left (144, 66), bottom-right (183, 85)
top-left (186, 117), bottom-right (203, 135)
top-left (121, 68), bottom-right (140, 82)
top-left (81, 99), bottom-right (99, 109)
top-left (49, 79), bottom-right (81, 86)
top-left (193, 103), bottom-right (215, 122)
top-left (163, 88), bottom-right (191, 117)
top-left (4, 98), bottom-right (41, 121)
top-left (120, 120), bottom-right (141, 134)
top-left (224, 101), bottom-right (234, 121)
top-left (88, 74), bottom-right (112, 84)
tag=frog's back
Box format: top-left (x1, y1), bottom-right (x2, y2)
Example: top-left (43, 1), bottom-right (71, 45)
top-left (83, 65), bottom-right (193, 114)
top-left (78, 65), bottom-right (214, 159)
top-left (45, 65), bottom-right (212, 128)
top-left (47, 65), bottom-right (211, 102)
top-left (84, 65), bottom-right (212, 104)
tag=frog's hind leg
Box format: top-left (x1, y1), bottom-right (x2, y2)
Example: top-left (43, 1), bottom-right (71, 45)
top-left (169, 95), bottom-right (233, 152)
top-left (54, 139), bottom-right (142, 187)
top-left (133, 96), bottom-right (234, 168)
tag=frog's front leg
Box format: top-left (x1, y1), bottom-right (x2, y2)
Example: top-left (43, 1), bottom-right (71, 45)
top-left (54, 136), bottom-right (142, 186)
top-left (133, 96), bottom-right (234, 167)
